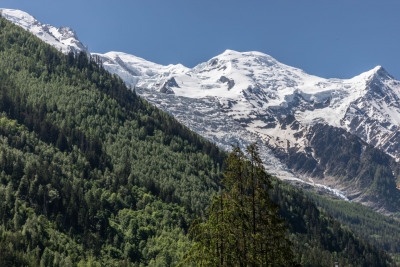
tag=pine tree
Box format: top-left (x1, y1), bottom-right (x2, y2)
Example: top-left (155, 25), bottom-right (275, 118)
top-left (181, 143), bottom-right (296, 266)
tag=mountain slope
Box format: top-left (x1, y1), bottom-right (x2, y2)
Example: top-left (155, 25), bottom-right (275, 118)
top-left (0, 16), bottom-right (223, 265)
top-left (309, 191), bottom-right (400, 262)
top-left (4, 8), bottom-right (400, 215)
top-left (0, 13), bottom-right (394, 266)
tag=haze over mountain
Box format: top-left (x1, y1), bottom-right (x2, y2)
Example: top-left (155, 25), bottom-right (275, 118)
top-left (3, 8), bottom-right (400, 215)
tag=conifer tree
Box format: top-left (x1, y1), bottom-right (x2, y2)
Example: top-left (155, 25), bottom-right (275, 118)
top-left (181, 143), bottom-right (296, 266)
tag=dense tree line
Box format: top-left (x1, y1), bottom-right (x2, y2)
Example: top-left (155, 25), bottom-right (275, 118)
top-left (270, 179), bottom-right (395, 266)
top-left (0, 16), bottom-right (395, 266)
top-left (310, 193), bottom-right (400, 264)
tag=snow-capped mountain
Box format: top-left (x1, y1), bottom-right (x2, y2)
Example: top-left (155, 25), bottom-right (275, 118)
top-left (3, 9), bottom-right (400, 213)
top-left (0, 9), bottom-right (87, 54)
top-left (96, 49), bottom-right (400, 212)
top-left (96, 49), bottom-right (400, 160)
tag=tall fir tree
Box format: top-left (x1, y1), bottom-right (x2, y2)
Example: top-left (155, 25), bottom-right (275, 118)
top-left (181, 143), bottom-right (296, 266)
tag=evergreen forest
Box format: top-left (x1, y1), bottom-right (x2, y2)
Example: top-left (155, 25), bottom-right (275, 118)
top-left (0, 16), bottom-right (396, 266)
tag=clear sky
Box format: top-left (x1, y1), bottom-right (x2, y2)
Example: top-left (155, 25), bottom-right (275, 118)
top-left (2, 0), bottom-right (400, 79)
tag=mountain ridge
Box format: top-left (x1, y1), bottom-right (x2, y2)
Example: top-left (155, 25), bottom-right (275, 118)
top-left (3, 8), bottom-right (400, 215)
top-left (0, 8), bottom-right (88, 54)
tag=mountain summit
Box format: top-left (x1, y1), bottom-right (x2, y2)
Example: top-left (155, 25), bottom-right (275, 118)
top-left (95, 48), bottom-right (400, 159)
top-left (0, 8), bottom-right (87, 54)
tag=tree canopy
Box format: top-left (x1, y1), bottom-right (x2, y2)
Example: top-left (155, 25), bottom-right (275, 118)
top-left (182, 144), bottom-right (296, 266)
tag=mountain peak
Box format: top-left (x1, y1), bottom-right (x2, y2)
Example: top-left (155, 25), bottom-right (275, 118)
top-left (0, 8), bottom-right (37, 28)
top-left (0, 8), bottom-right (87, 54)
top-left (371, 65), bottom-right (392, 79)
top-left (357, 66), bottom-right (394, 87)
top-left (351, 65), bottom-right (392, 83)
top-left (217, 49), bottom-right (277, 61)
top-left (222, 49), bottom-right (239, 54)
top-left (368, 65), bottom-right (387, 77)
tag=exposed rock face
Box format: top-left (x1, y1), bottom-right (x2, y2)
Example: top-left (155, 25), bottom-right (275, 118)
top-left (160, 77), bottom-right (179, 94)
top-left (219, 75), bottom-right (235, 90)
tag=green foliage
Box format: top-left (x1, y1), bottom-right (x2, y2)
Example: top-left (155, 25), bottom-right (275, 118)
top-left (270, 179), bottom-right (393, 267)
top-left (0, 16), bottom-right (394, 266)
top-left (182, 144), bottom-right (297, 266)
top-left (310, 192), bottom-right (400, 263)
top-left (0, 16), bottom-right (223, 265)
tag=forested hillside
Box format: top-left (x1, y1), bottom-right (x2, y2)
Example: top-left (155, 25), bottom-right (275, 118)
top-left (0, 16), bottom-right (223, 266)
top-left (310, 193), bottom-right (400, 263)
top-left (0, 16), bottom-right (394, 266)
top-left (270, 180), bottom-right (394, 266)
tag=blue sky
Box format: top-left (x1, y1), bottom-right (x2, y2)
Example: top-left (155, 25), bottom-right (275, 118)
top-left (2, 0), bottom-right (400, 79)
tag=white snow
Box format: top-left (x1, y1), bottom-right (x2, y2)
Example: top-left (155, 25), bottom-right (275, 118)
top-left (0, 8), bottom-right (87, 54)
top-left (94, 48), bottom-right (396, 138)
